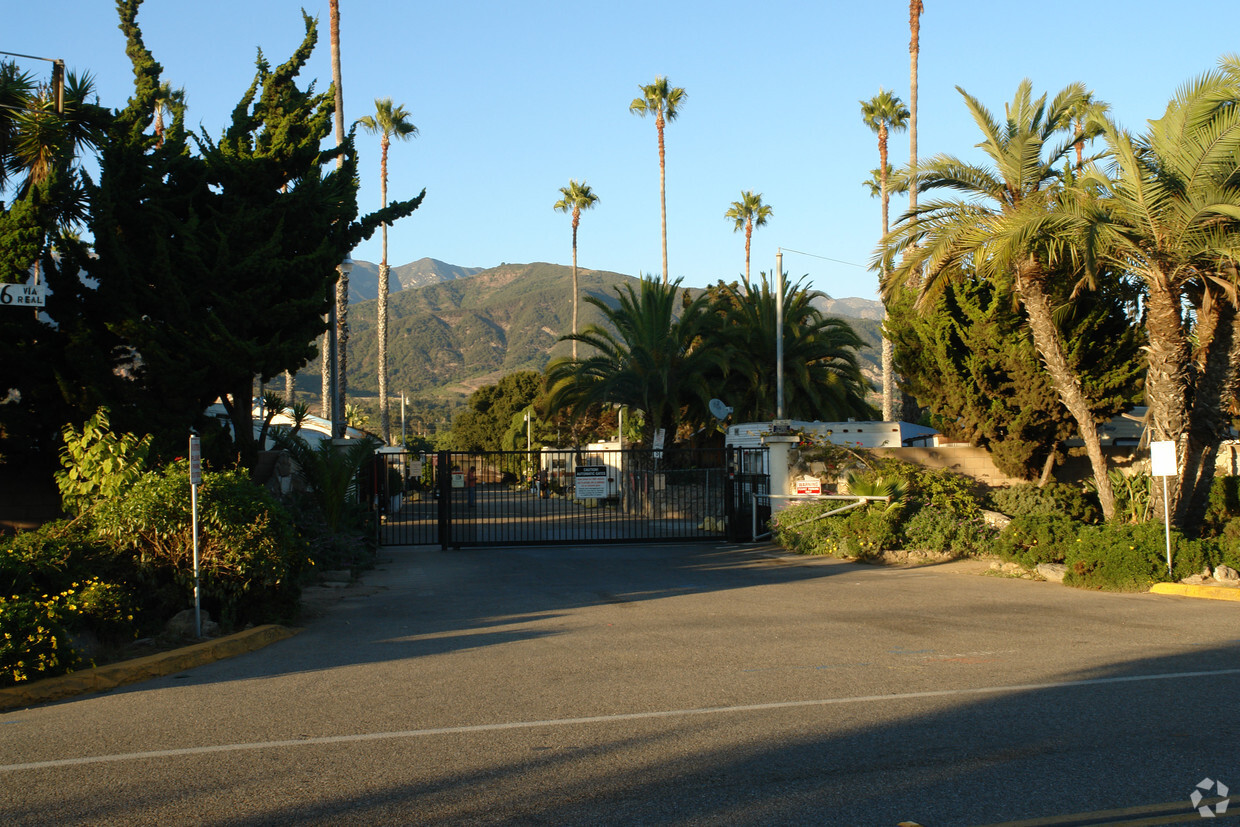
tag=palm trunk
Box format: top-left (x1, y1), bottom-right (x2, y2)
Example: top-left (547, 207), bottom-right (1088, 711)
top-left (1143, 280), bottom-right (1191, 521)
top-left (879, 125), bottom-right (894, 421)
top-left (571, 218), bottom-right (579, 362)
top-left (284, 370), bottom-right (295, 405)
top-left (378, 262), bottom-right (390, 444)
top-left (378, 140), bottom-right (391, 444)
top-left (1177, 294), bottom-right (1240, 527)
top-left (320, 327), bottom-right (331, 419)
top-left (329, 0), bottom-right (346, 438)
top-left (909, 1), bottom-right (921, 216)
top-left (657, 111), bottom-right (668, 285)
top-left (337, 277), bottom-right (349, 424)
top-left (743, 219), bottom-right (752, 287)
top-left (1016, 262), bottom-right (1116, 520)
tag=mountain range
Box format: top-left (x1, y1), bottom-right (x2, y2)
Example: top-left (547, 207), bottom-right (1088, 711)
top-left (296, 260), bottom-right (884, 415)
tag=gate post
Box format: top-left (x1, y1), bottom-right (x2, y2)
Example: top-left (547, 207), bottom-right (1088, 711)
top-left (437, 450), bottom-right (451, 550)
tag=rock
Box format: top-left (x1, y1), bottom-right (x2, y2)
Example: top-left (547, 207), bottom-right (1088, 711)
top-left (1036, 563), bottom-right (1067, 583)
top-left (981, 510), bottom-right (1012, 530)
top-left (1000, 561), bottom-right (1024, 574)
top-left (1214, 564), bottom-right (1240, 583)
top-left (1180, 574), bottom-right (1209, 585)
top-left (165, 609), bottom-right (219, 638)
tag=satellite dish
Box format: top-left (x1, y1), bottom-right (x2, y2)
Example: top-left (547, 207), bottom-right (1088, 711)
top-left (709, 398), bottom-right (733, 420)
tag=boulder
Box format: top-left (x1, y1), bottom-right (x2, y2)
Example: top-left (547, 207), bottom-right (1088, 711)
top-left (1036, 563), bottom-right (1067, 583)
top-left (1214, 565), bottom-right (1240, 584)
top-left (165, 609), bottom-right (219, 639)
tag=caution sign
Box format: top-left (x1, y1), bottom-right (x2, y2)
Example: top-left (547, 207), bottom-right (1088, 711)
top-left (575, 465), bottom-right (609, 499)
top-left (794, 476), bottom-right (822, 495)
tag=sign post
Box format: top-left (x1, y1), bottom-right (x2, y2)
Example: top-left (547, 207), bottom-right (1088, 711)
top-left (1150, 440), bottom-right (1177, 576)
top-left (188, 432), bottom-right (203, 638)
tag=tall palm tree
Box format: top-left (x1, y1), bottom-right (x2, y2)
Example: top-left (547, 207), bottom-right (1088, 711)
top-left (709, 276), bottom-right (872, 422)
top-left (879, 80), bottom-right (1119, 520)
top-left (861, 89), bottom-right (910, 421)
top-left (630, 76), bottom-right (687, 285)
top-left (547, 277), bottom-right (723, 446)
top-left (326, 0), bottom-right (347, 434)
top-left (358, 97), bottom-right (418, 444)
top-left (151, 81), bottom-right (184, 148)
top-left (724, 190), bottom-right (773, 287)
top-left (1078, 69), bottom-right (1240, 524)
top-left (553, 179), bottom-right (599, 362)
top-left (908, 1), bottom-right (924, 217)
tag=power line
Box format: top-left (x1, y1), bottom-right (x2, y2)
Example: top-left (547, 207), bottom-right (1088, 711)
top-left (778, 247), bottom-right (866, 269)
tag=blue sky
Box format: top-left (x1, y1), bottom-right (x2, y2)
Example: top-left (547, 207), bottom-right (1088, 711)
top-left (7, 1), bottom-right (1237, 300)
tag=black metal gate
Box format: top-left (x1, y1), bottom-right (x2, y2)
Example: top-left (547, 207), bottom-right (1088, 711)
top-left (375, 447), bottom-right (768, 548)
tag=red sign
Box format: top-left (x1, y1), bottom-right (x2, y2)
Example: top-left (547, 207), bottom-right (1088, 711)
top-left (794, 477), bottom-right (821, 495)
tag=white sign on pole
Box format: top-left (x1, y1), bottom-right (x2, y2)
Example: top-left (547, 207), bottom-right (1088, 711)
top-left (0, 283), bottom-right (47, 307)
top-left (575, 465), bottom-right (609, 499)
top-left (1151, 440), bottom-right (1177, 477)
top-left (653, 428), bottom-right (666, 459)
top-left (1150, 439), bottom-right (1176, 576)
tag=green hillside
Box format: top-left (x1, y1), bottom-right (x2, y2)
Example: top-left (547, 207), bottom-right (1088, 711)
top-left (294, 262), bottom-right (882, 418)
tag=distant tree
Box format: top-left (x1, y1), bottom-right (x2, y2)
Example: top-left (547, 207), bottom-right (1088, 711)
top-left (547, 277), bottom-right (723, 446)
top-left (630, 77), bottom-right (686, 285)
top-left (553, 179), bottom-right (599, 361)
top-left (861, 89), bottom-right (909, 421)
top-left (357, 97), bottom-right (420, 444)
top-left (451, 371), bottom-right (543, 452)
top-left (705, 276), bottom-right (873, 422)
top-left (724, 190), bottom-right (772, 288)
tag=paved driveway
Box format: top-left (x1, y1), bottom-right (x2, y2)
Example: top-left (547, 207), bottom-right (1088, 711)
top-left (2, 542), bottom-right (1239, 825)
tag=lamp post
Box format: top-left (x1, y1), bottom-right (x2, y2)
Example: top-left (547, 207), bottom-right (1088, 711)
top-left (775, 248), bottom-right (785, 420)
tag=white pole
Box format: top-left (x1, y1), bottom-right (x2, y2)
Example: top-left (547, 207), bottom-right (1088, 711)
top-left (775, 249), bottom-right (785, 420)
top-left (189, 432), bottom-right (202, 638)
top-left (400, 392), bottom-right (406, 446)
top-left (1163, 474), bottom-right (1172, 575)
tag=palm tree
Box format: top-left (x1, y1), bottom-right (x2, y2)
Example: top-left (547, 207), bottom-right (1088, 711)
top-left (709, 276), bottom-right (872, 422)
top-left (553, 179), bottom-right (600, 362)
top-left (327, 0), bottom-right (347, 435)
top-left (630, 76), bottom-right (687, 285)
top-left (861, 89), bottom-right (910, 421)
top-left (547, 277), bottom-right (723, 446)
top-left (724, 190), bottom-right (773, 287)
top-left (908, 1), bottom-right (924, 216)
top-left (358, 98), bottom-right (418, 444)
top-left (879, 80), bottom-right (1119, 520)
top-left (1078, 68), bottom-right (1240, 524)
top-left (151, 81), bottom-right (184, 148)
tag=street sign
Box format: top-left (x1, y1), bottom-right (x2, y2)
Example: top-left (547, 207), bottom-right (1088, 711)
top-left (188, 434), bottom-right (202, 485)
top-left (1, 283), bottom-right (46, 307)
top-left (1151, 440), bottom-right (1177, 477)
top-left (653, 428), bottom-right (666, 459)
top-left (575, 465), bottom-right (609, 499)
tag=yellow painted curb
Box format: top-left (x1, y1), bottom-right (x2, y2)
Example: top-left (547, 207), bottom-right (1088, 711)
top-left (0, 624), bottom-right (300, 712)
top-left (1150, 582), bottom-right (1240, 602)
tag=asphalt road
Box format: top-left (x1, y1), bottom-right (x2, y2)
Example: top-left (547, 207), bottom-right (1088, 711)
top-left (2, 541), bottom-right (1239, 826)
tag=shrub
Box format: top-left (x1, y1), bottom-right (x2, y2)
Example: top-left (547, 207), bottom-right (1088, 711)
top-left (994, 514), bottom-right (1080, 567)
top-left (1203, 476), bottom-right (1240, 538)
top-left (989, 482), bottom-right (1100, 523)
top-left (0, 593), bottom-right (78, 686)
top-left (902, 507), bottom-right (997, 557)
top-left (1063, 522), bottom-right (1194, 591)
top-left (91, 461), bottom-right (306, 628)
top-left (54, 408), bottom-right (153, 516)
top-left (772, 499), bottom-right (904, 559)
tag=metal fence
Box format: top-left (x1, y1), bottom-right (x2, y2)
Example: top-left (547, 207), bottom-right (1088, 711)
top-left (374, 447), bottom-right (766, 548)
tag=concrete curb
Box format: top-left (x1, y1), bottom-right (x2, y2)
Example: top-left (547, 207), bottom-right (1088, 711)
top-left (1149, 582), bottom-right (1240, 602)
top-left (0, 624), bottom-right (300, 712)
